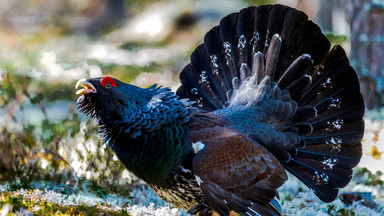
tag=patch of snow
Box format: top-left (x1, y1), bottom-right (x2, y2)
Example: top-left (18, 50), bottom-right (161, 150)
top-left (127, 203), bottom-right (181, 216)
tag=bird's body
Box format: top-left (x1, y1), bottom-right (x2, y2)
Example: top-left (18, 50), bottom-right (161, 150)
top-left (76, 4), bottom-right (364, 216)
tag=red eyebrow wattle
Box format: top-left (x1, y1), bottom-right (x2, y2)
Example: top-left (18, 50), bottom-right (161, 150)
top-left (100, 76), bottom-right (117, 87)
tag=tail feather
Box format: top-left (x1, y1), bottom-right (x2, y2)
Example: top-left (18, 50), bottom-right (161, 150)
top-left (177, 4), bottom-right (364, 204)
top-left (191, 45), bottom-right (228, 104)
top-left (293, 157), bottom-right (352, 186)
top-left (285, 74), bottom-right (312, 101)
top-left (296, 145), bottom-right (362, 168)
top-left (277, 54), bottom-right (313, 89)
top-left (293, 106), bottom-right (317, 122)
top-left (305, 119), bottom-right (364, 140)
top-left (303, 131), bottom-right (363, 146)
top-left (281, 45), bottom-right (364, 202)
top-left (283, 160), bottom-right (340, 202)
top-left (277, 21), bottom-right (330, 79)
top-left (310, 108), bottom-right (363, 132)
top-left (265, 34), bottom-right (282, 79)
top-left (220, 13), bottom-right (242, 77)
top-left (300, 46), bottom-right (360, 106)
top-left (286, 141), bottom-right (362, 203)
top-left (312, 92), bottom-right (364, 122)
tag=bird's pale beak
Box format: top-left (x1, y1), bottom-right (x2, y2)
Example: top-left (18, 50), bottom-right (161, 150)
top-left (76, 79), bottom-right (97, 95)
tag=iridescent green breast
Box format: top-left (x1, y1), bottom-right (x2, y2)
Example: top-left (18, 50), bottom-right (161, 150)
top-left (111, 119), bottom-right (192, 185)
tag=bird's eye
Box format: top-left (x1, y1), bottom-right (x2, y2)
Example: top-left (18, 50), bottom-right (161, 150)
top-left (100, 76), bottom-right (117, 88)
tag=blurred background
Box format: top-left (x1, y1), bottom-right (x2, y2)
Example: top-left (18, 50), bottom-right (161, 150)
top-left (0, 0), bottom-right (384, 215)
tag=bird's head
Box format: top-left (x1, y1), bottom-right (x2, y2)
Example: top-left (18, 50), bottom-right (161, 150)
top-left (76, 76), bottom-right (152, 126)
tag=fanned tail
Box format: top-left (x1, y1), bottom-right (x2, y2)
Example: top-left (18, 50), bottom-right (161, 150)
top-left (177, 4), bottom-right (329, 111)
top-left (177, 4), bottom-right (364, 204)
top-left (284, 46), bottom-right (364, 202)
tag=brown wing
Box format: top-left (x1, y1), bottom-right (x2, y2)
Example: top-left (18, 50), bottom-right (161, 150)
top-left (191, 127), bottom-right (287, 216)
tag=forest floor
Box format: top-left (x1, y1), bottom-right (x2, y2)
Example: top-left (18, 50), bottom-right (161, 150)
top-left (1, 111), bottom-right (384, 216)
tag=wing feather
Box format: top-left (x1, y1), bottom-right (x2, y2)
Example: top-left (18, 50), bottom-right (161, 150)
top-left (192, 128), bottom-right (286, 216)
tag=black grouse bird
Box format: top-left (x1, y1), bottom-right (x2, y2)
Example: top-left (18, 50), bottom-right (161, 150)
top-left (76, 4), bottom-right (365, 216)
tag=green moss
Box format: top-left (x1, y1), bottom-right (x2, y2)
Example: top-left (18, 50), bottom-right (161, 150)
top-left (88, 181), bottom-right (108, 198)
top-left (299, 203), bottom-right (306, 209)
top-left (245, 0), bottom-right (276, 6)
top-left (324, 31), bottom-right (348, 45)
top-left (354, 167), bottom-right (384, 186)
top-left (327, 204), bottom-right (356, 216)
top-left (283, 194), bottom-right (292, 201)
top-left (0, 191), bottom-right (131, 216)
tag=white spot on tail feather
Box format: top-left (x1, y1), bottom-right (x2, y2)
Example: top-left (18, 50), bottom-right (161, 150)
top-left (328, 97), bottom-right (342, 109)
top-left (238, 35), bottom-right (246, 50)
top-left (192, 141), bottom-right (205, 154)
top-left (264, 30), bottom-right (270, 48)
top-left (322, 157), bottom-right (338, 170)
top-left (223, 41), bottom-right (232, 65)
top-left (250, 32), bottom-right (260, 54)
top-left (326, 119), bottom-right (344, 131)
top-left (326, 137), bottom-right (342, 145)
top-left (321, 77), bottom-right (332, 88)
top-left (191, 88), bottom-right (198, 95)
top-left (325, 136), bottom-right (342, 153)
top-left (210, 55), bottom-right (219, 75)
top-left (314, 171), bottom-right (329, 185)
top-left (199, 71), bottom-right (210, 84)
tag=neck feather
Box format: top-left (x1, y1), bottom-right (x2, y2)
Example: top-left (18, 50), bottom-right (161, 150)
top-left (101, 87), bottom-right (191, 184)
